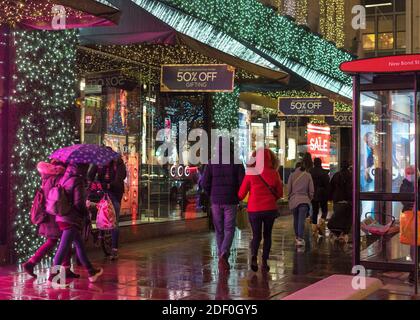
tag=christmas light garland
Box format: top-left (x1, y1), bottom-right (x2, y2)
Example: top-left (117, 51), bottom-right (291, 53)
top-left (76, 44), bottom-right (257, 82)
top-left (0, 0), bottom-right (83, 27)
top-left (133, 0), bottom-right (353, 98)
top-left (155, 0), bottom-right (351, 82)
top-left (212, 86), bottom-right (240, 131)
top-left (319, 0), bottom-right (345, 48)
top-left (11, 30), bottom-right (77, 262)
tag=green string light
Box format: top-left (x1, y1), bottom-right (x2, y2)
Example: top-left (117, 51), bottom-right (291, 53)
top-left (212, 86), bottom-right (240, 131)
top-left (11, 30), bottom-right (77, 262)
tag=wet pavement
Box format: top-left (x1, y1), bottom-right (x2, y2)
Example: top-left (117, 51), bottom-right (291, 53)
top-left (0, 215), bottom-right (417, 300)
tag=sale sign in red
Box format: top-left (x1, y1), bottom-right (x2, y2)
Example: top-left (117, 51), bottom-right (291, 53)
top-left (307, 124), bottom-right (330, 170)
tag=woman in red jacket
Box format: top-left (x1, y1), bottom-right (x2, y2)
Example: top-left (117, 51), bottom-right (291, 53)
top-left (238, 148), bottom-right (283, 272)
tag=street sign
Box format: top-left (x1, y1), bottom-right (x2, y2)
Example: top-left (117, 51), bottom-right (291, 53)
top-left (325, 112), bottom-right (353, 127)
top-left (279, 97), bottom-right (334, 116)
top-left (160, 64), bottom-right (235, 92)
top-left (340, 54), bottom-right (420, 73)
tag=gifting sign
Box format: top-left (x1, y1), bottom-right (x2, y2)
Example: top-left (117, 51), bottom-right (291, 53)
top-left (325, 112), bottom-right (353, 127)
top-left (160, 64), bottom-right (235, 92)
top-left (307, 124), bottom-right (331, 170)
top-left (279, 97), bottom-right (334, 116)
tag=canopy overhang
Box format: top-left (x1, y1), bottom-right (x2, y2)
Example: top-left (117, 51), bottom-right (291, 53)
top-left (131, 0), bottom-right (354, 100)
top-left (0, 0), bottom-right (121, 30)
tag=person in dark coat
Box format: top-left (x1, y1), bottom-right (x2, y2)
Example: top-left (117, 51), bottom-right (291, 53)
top-left (328, 160), bottom-right (352, 242)
top-left (51, 163), bottom-right (103, 284)
top-left (202, 140), bottom-right (245, 271)
top-left (309, 158), bottom-right (330, 237)
top-left (88, 152), bottom-right (127, 260)
top-left (23, 160), bottom-right (75, 278)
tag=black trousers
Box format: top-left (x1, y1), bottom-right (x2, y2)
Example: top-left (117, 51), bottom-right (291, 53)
top-left (248, 211), bottom-right (277, 260)
top-left (311, 200), bottom-right (328, 224)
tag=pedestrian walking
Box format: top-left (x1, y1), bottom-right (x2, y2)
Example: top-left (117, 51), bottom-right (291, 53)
top-left (50, 163), bottom-right (103, 284)
top-left (23, 160), bottom-right (77, 279)
top-left (309, 158), bottom-right (330, 238)
top-left (238, 148), bottom-right (283, 272)
top-left (88, 149), bottom-right (127, 260)
top-left (288, 161), bottom-right (314, 248)
top-left (328, 160), bottom-right (352, 243)
top-left (202, 141), bottom-right (245, 271)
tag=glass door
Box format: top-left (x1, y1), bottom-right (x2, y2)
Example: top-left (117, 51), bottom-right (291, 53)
top-left (358, 84), bottom-right (417, 270)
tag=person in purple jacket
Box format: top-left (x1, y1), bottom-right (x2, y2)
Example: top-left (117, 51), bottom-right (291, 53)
top-left (201, 140), bottom-right (245, 271)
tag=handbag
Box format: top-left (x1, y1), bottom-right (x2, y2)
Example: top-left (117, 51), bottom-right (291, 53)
top-left (236, 205), bottom-right (249, 230)
top-left (257, 174), bottom-right (283, 217)
top-left (400, 210), bottom-right (420, 246)
top-left (96, 193), bottom-right (117, 230)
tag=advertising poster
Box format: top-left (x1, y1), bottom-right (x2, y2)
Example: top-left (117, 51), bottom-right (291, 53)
top-left (307, 124), bottom-right (331, 170)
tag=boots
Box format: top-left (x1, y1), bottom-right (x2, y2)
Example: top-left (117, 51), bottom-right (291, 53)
top-left (311, 224), bottom-right (319, 237)
top-left (250, 256), bottom-right (258, 272)
top-left (318, 218), bottom-right (326, 237)
top-left (261, 259), bottom-right (270, 272)
top-left (65, 267), bottom-right (80, 279)
top-left (22, 261), bottom-right (37, 278)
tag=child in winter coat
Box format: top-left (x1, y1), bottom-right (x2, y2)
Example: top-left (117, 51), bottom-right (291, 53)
top-left (23, 160), bottom-right (78, 279)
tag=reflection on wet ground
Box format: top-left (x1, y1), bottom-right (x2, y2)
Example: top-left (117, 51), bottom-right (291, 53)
top-left (0, 216), bottom-right (416, 300)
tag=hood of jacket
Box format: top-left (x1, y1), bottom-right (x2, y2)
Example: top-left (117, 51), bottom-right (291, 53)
top-left (253, 148), bottom-right (274, 170)
top-left (37, 162), bottom-right (66, 178)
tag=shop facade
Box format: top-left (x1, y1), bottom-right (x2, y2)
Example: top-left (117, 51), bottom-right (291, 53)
top-left (79, 69), bottom-right (211, 225)
top-left (239, 92), bottom-right (353, 185)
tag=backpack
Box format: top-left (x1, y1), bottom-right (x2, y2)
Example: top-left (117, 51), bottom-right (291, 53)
top-left (45, 176), bottom-right (73, 216)
top-left (30, 188), bottom-right (47, 225)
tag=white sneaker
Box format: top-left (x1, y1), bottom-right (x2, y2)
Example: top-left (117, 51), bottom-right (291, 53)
top-left (88, 268), bottom-right (103, 283)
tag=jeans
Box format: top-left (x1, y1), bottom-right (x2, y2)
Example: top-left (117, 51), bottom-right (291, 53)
top-left (293, 204), bottom-right (309, 239)
top-left (211, 204), bottom-right (237, 258)
top-left (107, 192), bottom-right (121, 250)
top-left (311, 200), bottom-right (328, 224)
top-left (248, 211), bottom-right (277, 260)
top-left (53, 227), bottom-right (93, 272)
top-left (29, 238), bottom-right (70, 266)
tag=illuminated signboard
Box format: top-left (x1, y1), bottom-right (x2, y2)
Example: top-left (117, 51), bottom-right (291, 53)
top-left (307, 124), bottom-right (331, 170)
top-left (325, 112), bottom-right (353, 127)
top-left (161, 64), bottom-right (235, 92)
top-left (279, 97), bottom-right (334, 116)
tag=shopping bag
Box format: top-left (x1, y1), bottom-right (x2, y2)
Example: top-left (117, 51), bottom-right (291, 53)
top-left (96, 194), bottom-right (117, 230)
top-left (236, 206), bottom-right (249, 230)
top-left (400, 210), bottom-right (420, 246)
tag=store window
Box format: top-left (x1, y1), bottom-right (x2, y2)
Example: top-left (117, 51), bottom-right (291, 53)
top-left (82, 71), bottom-right (208, 225)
